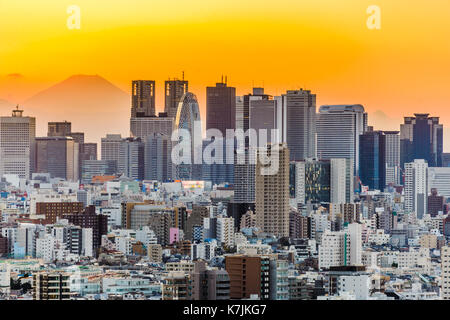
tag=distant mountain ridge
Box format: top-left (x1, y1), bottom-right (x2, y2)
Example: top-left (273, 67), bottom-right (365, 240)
top-left (22, 74), bottom-right (130, 144)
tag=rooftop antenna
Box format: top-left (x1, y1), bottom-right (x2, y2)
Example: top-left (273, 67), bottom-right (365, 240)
top-left (182, 71), bottom-right (184, 81)
top-left (225, 75), bottom-right (228, 85)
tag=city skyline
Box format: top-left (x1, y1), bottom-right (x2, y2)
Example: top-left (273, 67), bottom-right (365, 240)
top-left (1, 0), bottom-right (450, 148)
top-left (2, 0), bottom-right (450, 305)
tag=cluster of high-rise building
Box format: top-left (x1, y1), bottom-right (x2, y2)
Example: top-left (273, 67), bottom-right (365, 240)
top-left (2, 77), bottom-right (450, 300)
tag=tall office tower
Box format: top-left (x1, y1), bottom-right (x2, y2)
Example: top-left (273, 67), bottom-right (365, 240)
top-left (236, 88), bottom-right (271, 134)
top-left (225, 255), bottom-right (271, 300)
top-left (255, 143), bottom-right (290, 238)
top-left (130, 114), bottom-right (174, 139)
top-left (234, 88), bottom-right (276, 206)
top-left (442, 246), bottom-right (450, 300)
top-left (282, 89), bottom-right (316, 161)
top-left (47, 121), bottom-right (71, 137)
top-left (249, 95), bottom-right (284, 144)
top-left (318, 223), bottom-right (362, 270)
top-left (206, 79), bottom-right (236, 136)
top-left (131, 80), bottom-right (156, 118)
top-left (316, 105), bottom-right (368, 175)
top-left (101, 134), bottom-right (122, 166)
top-left (0, 107), bottom-right (36, 179)
top-left (383, 131), bottom-right (401, 186)
top-left (35, 136), bottom-right (79, 181)
top-left (67, 132), bottom-right (85, 178)
top-left (173, 92), bottom-right (202, 180)
top-left (144, 133), bottom-right (172, 182)
top-left (400, 114), bottom-right (443, 168)
top-left (118, 137), bottom-right (145, 180)
top-left (404, 159), bottom-right (428, 219)
top-left (359, 129), bottom-right (386, 191)
top-left (165, 78), bottom-right (188, 118)
top-left (330, 158), bottom-right (354, 204)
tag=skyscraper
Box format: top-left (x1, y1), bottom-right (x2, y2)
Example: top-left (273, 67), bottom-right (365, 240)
top-left (131, 80), bottom-right (156, 118)
top-left (235, 88), bottom-right (271, 135)
top-left (249, 95), bottom-right (283, 144)
top-left (255, 143), bottom-right (290, 238)
top-left (359, 129), bottom-right (386, 191)
top-left (384, 131), bottom-right (401, 186)
top-left (316, 105), bottom-right (368, 175)
top-left (173, 92), bottom-right (202, 180)
top-left (234, 88), bottom-right (278, 206)
top-left (47, 121), bottom-right (71, 137)
top-left (101, 134), bottom-right (122, 167)
top-left (118, 137), bottom-right (145, 180)
top-left (400, 114), bottom-right (443, 168)
top-left (144, 133), bottom-right (172, 182)
top-left (0, 106), bottom-right (36, 179)
top-left (404, 159), bottom-right (428, 219)
top-left (330, 158), bottom-right (354, 204)
top-left (35, 136), bottom-right (79, 181)
top-left (206, 80), bottom-right (236, 137)
top-left (165, 78), bottom-right (188, 118)
top-left (282, 89), bottom-right (316, 161)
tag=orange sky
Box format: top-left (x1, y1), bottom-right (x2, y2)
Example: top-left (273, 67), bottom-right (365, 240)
top-left (1, 0), bottom-right (450, 148)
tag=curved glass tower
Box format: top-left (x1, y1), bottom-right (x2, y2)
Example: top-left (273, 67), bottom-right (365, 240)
top-left (174, 92), bottom-right (202, 180)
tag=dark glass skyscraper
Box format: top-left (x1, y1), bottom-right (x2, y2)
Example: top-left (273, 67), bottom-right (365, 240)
top-left (206, 80), bottom-right (236, 137)
top-left (400, 113), bottom-right (443, 168)
top-left (359, 129), bottom-right (386, 191)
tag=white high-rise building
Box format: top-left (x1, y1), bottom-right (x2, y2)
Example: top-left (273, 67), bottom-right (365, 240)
top-left (347, 223), bottom-right (362, 266)
top-left (0, 107), bottom-right (36, 179)
top-left (330, 158), bottom-right (354, 204)
top-left (316, 105), bottom-right (368, 175)
top-left (384, 131), bottom-right (401, 186)
top-left (404, 159), bottom-right (428, 218)
top-left (216, 217), bottom-right (235, 247)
